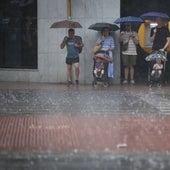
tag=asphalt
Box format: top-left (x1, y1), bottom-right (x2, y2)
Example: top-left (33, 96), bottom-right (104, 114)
top-left (0, 81), bottom-right (170, 170)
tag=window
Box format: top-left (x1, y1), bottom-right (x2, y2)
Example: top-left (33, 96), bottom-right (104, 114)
top-left (0, 0), bottom-right (37, 69)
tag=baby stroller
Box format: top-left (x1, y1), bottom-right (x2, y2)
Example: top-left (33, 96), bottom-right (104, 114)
top-left (92, 51), bottom-right (113, 87)
top-left (145, 50), bottom-right (167, 87)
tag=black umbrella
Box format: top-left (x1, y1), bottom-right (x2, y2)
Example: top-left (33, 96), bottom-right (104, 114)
top-left (88, 22), bottom-right (119, 32)
top-left (140, 11), bottom-right (170, 21)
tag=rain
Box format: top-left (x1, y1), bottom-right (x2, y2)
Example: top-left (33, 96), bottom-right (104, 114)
top-left (1, 0), bottom-right (170, 169)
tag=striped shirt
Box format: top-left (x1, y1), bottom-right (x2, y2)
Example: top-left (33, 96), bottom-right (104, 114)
top-left (121, 31), bottom-right (138, 55)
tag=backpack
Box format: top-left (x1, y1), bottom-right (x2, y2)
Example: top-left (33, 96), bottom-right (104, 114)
top-left (75, 35), bottom-right (83, 53)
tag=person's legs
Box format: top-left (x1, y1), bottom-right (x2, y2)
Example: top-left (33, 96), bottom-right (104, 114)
top-left (72, 57), bottom-right (80, 85)
top-left (74, 62), bottom-right (79, 84)
top-left (122, 54), bottom-right (129, 84)
top-left (130, 65), bottom-right (134, 80)
top-left (129, 55), bottom-right (136, 84)
top-left (66, 58), bottom-right (73, 85)
top-left (67, 64), bottom-right (72, 82)
top-left (124, 66), bottom-right (129, 81)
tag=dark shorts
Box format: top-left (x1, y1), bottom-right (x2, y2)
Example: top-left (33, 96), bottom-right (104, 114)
top-left (66, 57), bottom-right (79, 65)
top-left (122, 54), bottom-right (136, 66)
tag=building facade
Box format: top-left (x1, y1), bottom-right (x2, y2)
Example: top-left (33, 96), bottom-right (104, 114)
top-left (0, 0), bottom-right (120, 84)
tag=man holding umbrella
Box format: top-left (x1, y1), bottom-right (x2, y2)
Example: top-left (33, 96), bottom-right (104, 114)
top-left (140, 12), bottom-right (170, 84)
top-left (140, 12), bottom-right (170, 51)
top-left (150, 17), bottom-right (170, 52)
top-left (60, 28), bottom-right (84, 86)
top-left (150, 17), bottom-right (170, 84)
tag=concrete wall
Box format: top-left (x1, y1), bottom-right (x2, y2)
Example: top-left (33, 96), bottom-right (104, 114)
top-left (0, 0), bottom-right (120, 84)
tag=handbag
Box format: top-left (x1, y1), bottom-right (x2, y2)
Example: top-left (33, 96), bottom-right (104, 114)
top-left (93, 44), bottom-right (101, 53)
top-left (121, 36), bottom-right (130, 51)
top-left (122, 42), bottom-right (128, 51)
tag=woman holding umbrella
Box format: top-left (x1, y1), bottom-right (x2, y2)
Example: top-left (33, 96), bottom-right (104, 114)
top-left (95, 27), bottom-right (115, 84)
top-left (118, 23), bottom-right (139, 85)
top-left (114, 16), bottom-right (142, 85)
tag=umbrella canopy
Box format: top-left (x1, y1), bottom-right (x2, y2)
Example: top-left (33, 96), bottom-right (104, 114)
top-left (88, 22), bottom-right (119, 31)
top-left (140, 11), bottom-right (170, 21)
top-left (50, 19), bottom-right (82, 28)
top-left (94, 53), bottom-right (113, 63)
top-left (145, 50), bottom-right (167, 61)
top-left (114, 16), bottom-right (144, 24)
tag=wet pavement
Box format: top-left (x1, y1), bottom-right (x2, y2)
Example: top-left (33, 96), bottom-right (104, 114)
top-left (0, 82), bottom-right (170, 169)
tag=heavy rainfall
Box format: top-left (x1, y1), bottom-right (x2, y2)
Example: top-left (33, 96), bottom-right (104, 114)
top-left (1, 0), bottom-right (170, 170)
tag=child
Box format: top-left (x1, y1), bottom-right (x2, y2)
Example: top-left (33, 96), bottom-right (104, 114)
top-left (94, 58), bottom-right (105, 78)
top-left (151, 58), bottom-right (163, 76)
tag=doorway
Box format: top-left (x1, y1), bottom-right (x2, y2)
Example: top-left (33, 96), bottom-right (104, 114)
top-left (120, 0), bottom-right (170, 84)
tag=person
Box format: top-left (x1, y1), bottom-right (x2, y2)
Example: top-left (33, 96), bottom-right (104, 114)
top-left (93, 58), bottom-right (105, 78)
top-left (95, 27), bottom-right (115, 83)
top-left (118, 23), bottom-right (139, 85)
top-left (150, 17), bottom-right (170, 52)
top-left (60, 28), bottom-right (84, 86)
top-left (150, 17), bottom-right (170, 84)
top-left (151, 58), bottom-right (163, 76)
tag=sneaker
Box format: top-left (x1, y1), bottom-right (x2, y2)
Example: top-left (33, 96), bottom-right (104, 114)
top-left (67, 80), bottom-right (72, 86)
top-left (130, 80), bottom-right (135, 84)
top-left (123, 80), bottom-right (128, 84)
top-left (75, 80), bottom-right (79, 85)
top-left (157, 83), bottom-right (161, 88)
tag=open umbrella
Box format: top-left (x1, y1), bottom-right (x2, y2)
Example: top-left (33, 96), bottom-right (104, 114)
top-left (88, 22), bottom-right (119, 32)
top-left (145, 50), bottom-right (167, 61)
top-left (50, 19), bottom-right (82, 28)
top-left (140, 11), bottom-right (170, 21)
top-left (114, 16), bottom-right (144, 24)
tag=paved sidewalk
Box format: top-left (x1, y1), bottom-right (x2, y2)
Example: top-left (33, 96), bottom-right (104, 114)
top-left (0, 82), bottom-right (170, 169)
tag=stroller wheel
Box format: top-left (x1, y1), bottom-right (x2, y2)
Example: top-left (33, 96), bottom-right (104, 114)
top-left (103, 82), bottom-right (108, 88)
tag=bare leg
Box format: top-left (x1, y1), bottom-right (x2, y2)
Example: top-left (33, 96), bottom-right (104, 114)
top-left (74, 62), bottom-right (79, 80)
top-left (67, 64), bottom-right (72, 81)
top-left (130, 65), bottom-right (134, 80)
top-left (124, 66), bottom-right (129, 80)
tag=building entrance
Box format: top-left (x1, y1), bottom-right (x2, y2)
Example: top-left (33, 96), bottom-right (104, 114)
top-left (121, 0), bottom-right (170, 84)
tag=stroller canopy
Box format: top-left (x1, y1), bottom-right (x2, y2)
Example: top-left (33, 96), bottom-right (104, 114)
top-left (93, 53), bottom-right (113, 63)
top-left (145, 50), bottom-right (167, 61)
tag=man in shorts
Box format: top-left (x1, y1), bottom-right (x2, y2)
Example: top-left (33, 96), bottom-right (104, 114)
top-left (60, 29), bottom-right (84, 86)
top-left (119, 23), bottom-right (139, 85)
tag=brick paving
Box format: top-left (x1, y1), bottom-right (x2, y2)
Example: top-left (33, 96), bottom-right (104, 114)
top-left (0, 114), bottom-right (170, 153)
